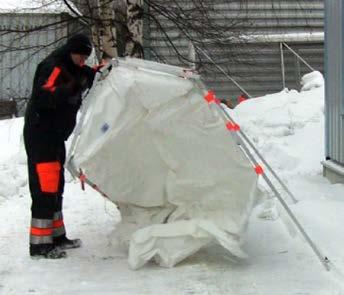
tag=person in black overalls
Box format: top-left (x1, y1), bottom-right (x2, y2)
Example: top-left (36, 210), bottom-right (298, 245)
top-left (24, 34), bottom-right (96, 259)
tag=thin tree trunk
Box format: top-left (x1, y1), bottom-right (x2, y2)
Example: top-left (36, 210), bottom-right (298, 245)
top-left (70, 0), bottom-right (118, 59)
top-left (125, 0), bottom-right (144, 58)
top-left (96, 0), bottom-right (118, 58)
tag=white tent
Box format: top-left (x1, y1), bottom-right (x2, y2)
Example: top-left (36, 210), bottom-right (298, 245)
top-left (67, 58), bottom-right (259, 269)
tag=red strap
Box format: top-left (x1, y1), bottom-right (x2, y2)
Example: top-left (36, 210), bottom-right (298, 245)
top-left (255, 165), bottom-right (264, 175)
top-left (42, 67), bottom-right (61, 92)
top-left (30, 227), bottom-right (53, 236)
top-left (36, 161), bottom-right (61, 193)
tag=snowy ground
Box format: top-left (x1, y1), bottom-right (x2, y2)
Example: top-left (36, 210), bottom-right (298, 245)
top-left (1, 72), bottom-right (344, 294)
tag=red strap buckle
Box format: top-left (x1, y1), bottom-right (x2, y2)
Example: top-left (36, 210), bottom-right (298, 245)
top-left (204, 90), bottom-right (216, 104)
top-left (226, 122), bottom-right (240, 131)
top-left (79, 169), bottom-right (86, 191)
top-left (255, 165), bottom-right (264, 175)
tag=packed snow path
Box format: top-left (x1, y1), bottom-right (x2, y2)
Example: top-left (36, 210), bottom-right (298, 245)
top-left (0, 177), bottom-right (342, 294)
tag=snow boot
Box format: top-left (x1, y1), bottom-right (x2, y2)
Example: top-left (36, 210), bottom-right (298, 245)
top-left (30, 244), bottom-right (67, 259)
top-left (54, 235), bottom-right (82, 250)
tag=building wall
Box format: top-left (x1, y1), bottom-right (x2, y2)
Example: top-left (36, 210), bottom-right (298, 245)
top-left (0, 13), bottom-right (82, 115)
top-left (0, 14), bottom-right (66, 100)
top-left (147, 0), bottom-right (324, 100)
top-left (324, 0), bottom-right (344, 166)
top-left (200, 41), bottom-right (324, 99)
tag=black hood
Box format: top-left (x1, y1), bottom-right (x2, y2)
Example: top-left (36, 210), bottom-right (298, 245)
top-left (65, 33), bottom-right (92, 56)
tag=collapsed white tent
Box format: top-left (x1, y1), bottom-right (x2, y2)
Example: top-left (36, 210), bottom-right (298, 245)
top-left (67, 58), bottom-right (259, 269)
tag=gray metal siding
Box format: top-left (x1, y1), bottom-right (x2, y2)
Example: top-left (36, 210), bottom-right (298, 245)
top-left (147, 0), bottom-right (324, 99)
top-left (201, 41), bottom-right (324, 99)
top-left (0, 13), bottom-right (68, 103)
top-left (325, 0), bottom-right (344, 164)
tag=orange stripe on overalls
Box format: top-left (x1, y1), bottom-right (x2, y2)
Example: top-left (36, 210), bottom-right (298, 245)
top-left (30, 227), bottom-right (53, 236)
top-left (36, 161), bottom-right (61, 193)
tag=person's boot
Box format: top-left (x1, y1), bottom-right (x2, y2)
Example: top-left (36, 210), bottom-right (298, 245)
top-left (54, 235), bottom-right (82, 250)
top-left (30, 244), bottom-right (67, 259)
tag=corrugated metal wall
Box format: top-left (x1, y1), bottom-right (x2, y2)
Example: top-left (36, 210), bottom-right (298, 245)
top-left (200, 41), bottom-right (324, 99)
top-left (147, 0), bottom-right (324, 100)
top-left (325, 0), bottom-right (344, 164)
top-left (0, 13), bottom-right (80, 114)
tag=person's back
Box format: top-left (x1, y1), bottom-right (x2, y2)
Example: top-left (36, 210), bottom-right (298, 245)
top-left (25, 35), bottom-right (94, 141)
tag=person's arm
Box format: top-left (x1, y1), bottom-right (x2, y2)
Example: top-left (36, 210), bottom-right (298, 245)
top-left (34, 62), bottom-right (79, 109)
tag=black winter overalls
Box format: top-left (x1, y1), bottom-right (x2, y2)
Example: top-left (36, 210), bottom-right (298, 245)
top-left (23, 45), bottom-right (95, 247)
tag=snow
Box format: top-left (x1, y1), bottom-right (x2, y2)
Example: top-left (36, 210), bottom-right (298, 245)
top-left (1, 72), bottom-right (344, 294)
top-left (1, 0), bottom-right (72, 13)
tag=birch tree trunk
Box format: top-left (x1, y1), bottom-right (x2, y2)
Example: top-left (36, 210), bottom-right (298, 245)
top-left (93, 0), bottom-right (117, 58)
top-left (125, 0), bottom-right (144, 58)
top-left (70, 0), bottom-right (119, 59)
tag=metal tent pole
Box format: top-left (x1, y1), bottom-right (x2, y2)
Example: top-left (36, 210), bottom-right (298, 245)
top-left (196, 48), bottom-right (298, 204)
top-left (223, 110), bottom-right (298, 204)
top-left (204, 90), bottom-right (330, 271)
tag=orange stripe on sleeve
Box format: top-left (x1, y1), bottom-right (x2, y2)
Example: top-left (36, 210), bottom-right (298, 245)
top-left (42, 67), bottom-right (61, 92)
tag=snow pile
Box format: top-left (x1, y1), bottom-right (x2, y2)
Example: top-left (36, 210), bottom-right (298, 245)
top-left (231, 72), bottom-right (324, 177)
top-left (300, 71), bottom-right (324, 91)
top-left (1, 0), bottom-right (73, 13)
top-left (0, 119), bottom-right (27, 201)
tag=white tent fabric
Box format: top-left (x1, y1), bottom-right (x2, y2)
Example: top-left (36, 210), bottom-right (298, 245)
top-left (68, 58), bottom-right (259, 269)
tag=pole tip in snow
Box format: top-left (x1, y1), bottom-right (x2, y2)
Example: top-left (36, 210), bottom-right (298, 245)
top-left (323, 257), bottom-right (331, 271)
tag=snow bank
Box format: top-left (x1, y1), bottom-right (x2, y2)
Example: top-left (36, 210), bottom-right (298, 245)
top-left (1, 0), bottom-right (74, 13)
top-left (231, 72), bottom-right (325, 177)
top-left (0, 118), bottom-right (27, 201)
top-left (301, 71), bottom-right (324, 92)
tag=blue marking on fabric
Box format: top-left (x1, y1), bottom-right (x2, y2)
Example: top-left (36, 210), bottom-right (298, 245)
top-left (101, 123), bottom-right (109, 133)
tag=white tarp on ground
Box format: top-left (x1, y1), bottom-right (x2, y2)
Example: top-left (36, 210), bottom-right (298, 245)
top-left (67, 58), bottom-right (259, 269)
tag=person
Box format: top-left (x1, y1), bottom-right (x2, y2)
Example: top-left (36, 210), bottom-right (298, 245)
top-left (23, 33), bottom-right (97, 259)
